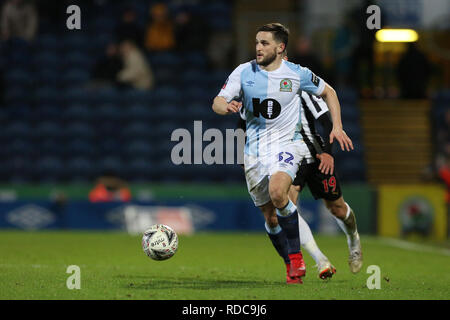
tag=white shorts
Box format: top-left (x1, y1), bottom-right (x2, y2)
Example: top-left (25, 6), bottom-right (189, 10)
top-left (244, 142), bottom-right (312, 207)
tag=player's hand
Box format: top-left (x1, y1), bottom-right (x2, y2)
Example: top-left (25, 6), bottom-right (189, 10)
top-left (226, 101), bottom-right (242, 114)
top-left (330, 128), bottom-right (353, 152)
top-left (316, 153), bottom-right (334, 175)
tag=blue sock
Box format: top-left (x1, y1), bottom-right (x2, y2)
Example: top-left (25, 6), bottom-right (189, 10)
top-left (276, 201), bottom-right (300, 255)
top-left (265, 222), bottom-right (290, 264)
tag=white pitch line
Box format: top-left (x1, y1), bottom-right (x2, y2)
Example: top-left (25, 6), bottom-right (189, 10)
top-left (377, 237), bottom-right (450, 257)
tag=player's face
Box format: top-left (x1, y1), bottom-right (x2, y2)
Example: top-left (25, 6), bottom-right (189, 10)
top-left (255, 32), bottom-right (283, 67)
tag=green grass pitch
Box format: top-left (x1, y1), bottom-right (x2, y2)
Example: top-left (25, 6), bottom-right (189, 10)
top-left (0, 231), bottom-right (449, 300)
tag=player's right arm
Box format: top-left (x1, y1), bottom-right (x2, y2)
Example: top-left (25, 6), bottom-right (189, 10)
top-left (212, 63), bottom-right (248, 116)
top-left (212, 97), bottom-right (242, 115)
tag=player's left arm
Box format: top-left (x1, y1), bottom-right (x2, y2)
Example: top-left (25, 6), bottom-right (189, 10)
top-left (319, 83), bottom-right (353, 152)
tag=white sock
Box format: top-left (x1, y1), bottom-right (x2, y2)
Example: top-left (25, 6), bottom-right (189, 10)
top-left (333, 202), bottom-right (359, 249)
top-left (298, 212), bottom-right (328, 265)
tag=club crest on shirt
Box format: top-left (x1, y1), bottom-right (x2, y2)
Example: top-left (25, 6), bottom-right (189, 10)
top-left (280, 79), bottom-right (292, 92)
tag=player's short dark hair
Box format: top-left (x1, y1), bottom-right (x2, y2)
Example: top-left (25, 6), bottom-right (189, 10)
top-left (257, 23), bottom-right (289, 50)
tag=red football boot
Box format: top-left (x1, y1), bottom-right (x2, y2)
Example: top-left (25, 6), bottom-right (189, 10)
top-left (286, 263), bottom-right (303, 284)
top-left (288, 252), bottom-right (306, 279)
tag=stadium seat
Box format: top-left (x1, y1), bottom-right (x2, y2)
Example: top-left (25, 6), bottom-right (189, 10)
top-left (33, 52), bottom-right (62, 70)
top-left (34, 156), bottom-right (65, 181)
top-left (126, 104), bottom-right (156, 122)
top-left (121, 89), bottom-right (155, 106)
top-left (153, 86), bottom-right (181, 104)
top-left (4, 121), bottom-right (31, 140)
top-left (64, 139), bottom-right (96, 158)
top-left (34, 87), bottom-right (61, 104)
top-left (66, 157), bottom-right (95, 180)
top-left (35, 122), bottom-right (63, 140)
top-left (150, 52), bottom-right (181, 68)
top-left (121, 121), bottom-right (155, 140)
top-left (4, 69), bottom-right (32, 87)
top-left (38, 139), bottom-right (63, 157)
top-left (123, 140), bottom-right (157, 159)
top-left (64, 122), bottom-right (95, 140)
top-left (61, 69), bottom-right (90, 86)
top-left (35, 105), bottom-right (62, 122)
top-left (93, 104), bottom-right (122, 122)
top-left (35, 69), bottom-right (60, 87)
top-left (63, 104), bottom-right (92, 122)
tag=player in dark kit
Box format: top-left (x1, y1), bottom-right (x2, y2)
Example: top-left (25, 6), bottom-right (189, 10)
top-left (288, 91), bottom-right (363, 274)
top-left (237, 89), bottom-right (363, 275)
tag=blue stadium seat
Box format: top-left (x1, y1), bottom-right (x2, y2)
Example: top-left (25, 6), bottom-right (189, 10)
top-left (124, 140), bottom-right (157, 158)
top-left (61, 34), bottom-right (90, 51)
top-left (94, 104), bottom-right (122, 122)
top-left (64, 122), bottom-right (95, 140)
top-left (35, 122), bottom-right (63, 140)
top-left (63, 52), bottom-right (93, 70)
top-left (4, 121), bottom-right (31, 140)
top-left (33, 52), bottom-right (62, 70)
top-left (35, 69), bottom-right (60, 86)
top-left (340, 104), bottom-right (360, 121)
top-left (64, 139), bottom-right (96, 158)
top-left (66, 157), bottom-right (95, 180)
top-left (34, 87), bottom-right (61, 104)
top-left (38, 139), bottom-right (63, 157)
top-left (35, 34), bottom-right (60, 52)
top-left (153, 86), bottom-right (181, 104)
top-left (180, 69), bottom-right (205, 85)
top-left (98, 139), bottom-right (121, 155)
top-left (5, 86), bottom-right (30, 104)
top-left (63, 104), bottom-right (92, 122)
top-left (121, 122), bottom-right (155, 140)
top-left (61, 69), bottom-right (90, 86)
top-left (4, 69), bottom-right (32, 87)
top-left (182, 85), bottom-right (212, 103)
top-left (121, 89), bottom-right (155, 106)
top-left (97, 156), bottom-right (123, 175)
top-left (91, 88), bottom-right (121, 105)
top-left (183, 52), bottom-right (207, 69)
top-left (125, 158), bottom-right (160, 182)
top-left (150, 52), bottom-right (181, 67)
top-left (126, 104), bottom-right (156, 122)
top-left (62, 87), bottom-right (91, 104)
top-left (35, 105), bottom-right (62, 122)
top-left (34, 156), bottom-right (65, 181)
top-left (6, 156), bottom-right (34, 182)
top-left (8, 139), bottom-right (33, 157)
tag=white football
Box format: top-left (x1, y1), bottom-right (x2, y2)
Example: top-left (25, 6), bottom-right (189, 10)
top-left (142, 224), bottom-right (178, 261)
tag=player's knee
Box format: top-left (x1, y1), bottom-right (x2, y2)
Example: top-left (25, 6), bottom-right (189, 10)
top-left (269, 188), bottom-right (286, 208)
top-left (325, 201), bottom-right (347, 218)
top-left (265, 215), bottom-right (279, 228)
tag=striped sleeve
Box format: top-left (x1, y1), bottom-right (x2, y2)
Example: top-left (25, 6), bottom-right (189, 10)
top-left (300, 91), bottom-right (329, 119)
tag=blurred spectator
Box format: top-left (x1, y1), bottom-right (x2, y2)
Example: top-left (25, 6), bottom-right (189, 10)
top-left (89, 174), bottom-right (132, 203)
top-left (437, 155), bottom-right (450, 227)
top-left (115, 6), bottom-right (144, 47)
top-left (117, 40), bottom-right (154, 90)
top-left (207, 31), bottom-right (233, 70)
top-left (1, 0), bottom-right (38, 42)
top-left (333, 16), bottom-right (356, 87)
top-left (397, 43), bottom-right (432, 99)
top-left (291, 35), bottom-right (324, 77)
top-left (90, 43), bottom-right (123, 87)
top-left (349, 0), bottom-right (377, 97)
top-left (174, 8), bottom-right (208, 52)
top-left (144, 3), bottom-right (175, 52)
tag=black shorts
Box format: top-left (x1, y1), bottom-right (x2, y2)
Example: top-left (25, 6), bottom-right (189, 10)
top-left (292, 160), bottom-right (342, 201)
